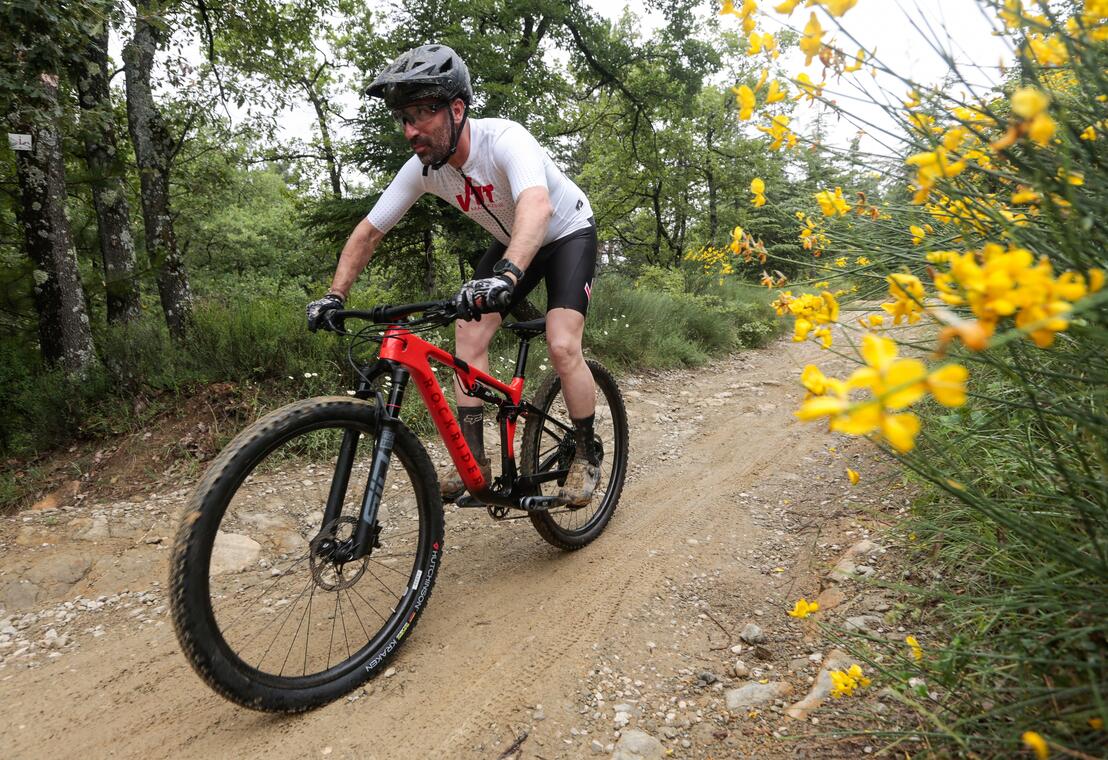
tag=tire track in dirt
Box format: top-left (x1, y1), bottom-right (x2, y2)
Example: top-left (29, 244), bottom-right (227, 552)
top-left (0, 335), bottom-right (842, 759)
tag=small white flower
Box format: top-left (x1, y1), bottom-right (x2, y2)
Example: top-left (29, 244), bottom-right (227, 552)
top-left (346, 390), bottom-right (356, 396)
top-left (288, 376), bottom-right (294, 380)
top-left (303, 372), bottom-right (312, 378)
top-left (539, 364), bottom-right (547, 370)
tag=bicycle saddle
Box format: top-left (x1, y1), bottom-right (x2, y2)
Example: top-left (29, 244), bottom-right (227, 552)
top-left (502, 317), bottom-right (546, 337)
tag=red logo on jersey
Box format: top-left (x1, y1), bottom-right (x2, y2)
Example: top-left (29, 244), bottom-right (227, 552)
top-left (456, 181), bottom-right (494, 211)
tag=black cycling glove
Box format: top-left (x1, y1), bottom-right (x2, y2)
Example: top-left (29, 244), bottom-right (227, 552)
top-left (306, 293), bottom-right (344, 332)
top-left (456, 275), bottom-right (513, 320)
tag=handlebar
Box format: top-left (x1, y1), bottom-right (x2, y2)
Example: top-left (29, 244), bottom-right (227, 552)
top-left (328, 290), bottom-right (511, 329)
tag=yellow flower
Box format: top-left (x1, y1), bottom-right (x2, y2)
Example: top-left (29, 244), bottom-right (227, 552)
top-left (720, 0), bottom-right (737, 15)
top-left (754, 68), bottom-right (769, 93)
top-left (905, 635), bottom-right (924, 662)
top-left (926, 364), bottom-right (969, 407)
top-left (799, 12), bottom-right (824, 66)
top-left (751, 177), bottom-right (766, 207)
top-left (905, 148), bottom-right (966, 203)
top-left (1011, 86), bottom-right (1049, 119)
top-left (820, 0), bottom-right (858, 17)
top-left (1027, 113), bottom-right (1056, 146)
top-left (815, 187), bottom-right (850, 216)
top-left (794, 72), bottom-right (824, 102)
top-left (881, 273), bottom-right (926, 325)
top-left (1090, 717), bottom-right (1104, 730)
top-left (904, 89), bottom-right (921, 109)
top-left (733, 84), bottom-right (756, 120)
top-left (1011, 188), bottom-right (1042, 205)
top-left (910, 225), bottom-right (927, 244)
top-left (829, 664), bottom-right (872, 698)
top-left (855, 256), bottom-right (871, 265)
top-left (787, 598), bottom-right (820, 618)
top-left (1080, 125), bottom-right (1097, 140)
top-left (1027, 33), bottom-right (1069, 66)
top-left (1021, 731), bottom-right (1049, 760)
top-left (764, 79), bottom-right (786, 103)
top-left (774, 0), bottom-right (802, 13)
top-left (758, 113), bottom-right (796, 149)
top-left (847, 468), bottom-right (860, 485)
top-left (835, 257), bottom-right (847, 267)
top-left (800, 363), bottom-right (828, 395)
top-left (843, 48), bottom-right (865, 73)
top-left (787, 291), bottom-right (839, 345)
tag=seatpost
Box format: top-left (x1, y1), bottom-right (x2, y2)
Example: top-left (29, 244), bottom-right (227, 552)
top-left (353, 364), bottom-right (410, 556)
top-left (513, 335), bottom-right (531, 379)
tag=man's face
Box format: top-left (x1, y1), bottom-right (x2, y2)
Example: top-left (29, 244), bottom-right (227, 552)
top-left (395, 99), bottom-right (457, 165)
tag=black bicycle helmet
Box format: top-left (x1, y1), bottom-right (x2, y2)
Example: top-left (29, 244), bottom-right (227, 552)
top-left (366, 44), bottom-right (473, 109)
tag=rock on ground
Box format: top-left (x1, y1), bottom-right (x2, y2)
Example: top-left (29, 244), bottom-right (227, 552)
top-left (611, 729), bottom-right (663, 760)
top-left (785, 648), bottom-right (855, 720)
top-left (725, 681), bottom-right (793, 710)
top-left (209, 532), bottom-right (262, 575)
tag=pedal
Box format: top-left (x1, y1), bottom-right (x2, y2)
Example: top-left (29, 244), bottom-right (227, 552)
top-left (519, 495), bottom-right (565, 512)
top-left (455, 494), bottom-right (486, 509)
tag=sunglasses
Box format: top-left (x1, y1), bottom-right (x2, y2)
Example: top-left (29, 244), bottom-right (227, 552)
top-left (391, 102), bottom-right (447, 127)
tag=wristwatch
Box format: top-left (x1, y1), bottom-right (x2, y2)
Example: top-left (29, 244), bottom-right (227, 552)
top-left (492, 258), bottom-right (525, 282)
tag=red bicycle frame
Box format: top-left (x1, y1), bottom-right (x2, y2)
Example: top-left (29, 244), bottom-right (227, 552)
top-left (378, 324), bottom-right (525, 498)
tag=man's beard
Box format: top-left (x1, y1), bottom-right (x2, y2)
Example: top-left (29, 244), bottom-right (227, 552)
top-left (411, 120), bottom-right (452, 166)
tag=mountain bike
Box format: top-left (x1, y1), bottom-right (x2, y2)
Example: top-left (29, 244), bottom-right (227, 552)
top-left (169, 297), bottom-right (629, 712)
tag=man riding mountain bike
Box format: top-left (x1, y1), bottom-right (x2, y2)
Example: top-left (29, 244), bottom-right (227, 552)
top-left (306, 44), bottom-right (602, 506)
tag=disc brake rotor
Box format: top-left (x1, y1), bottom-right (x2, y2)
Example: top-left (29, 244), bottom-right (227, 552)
top-left (308, 516), bottom-right (368, 591)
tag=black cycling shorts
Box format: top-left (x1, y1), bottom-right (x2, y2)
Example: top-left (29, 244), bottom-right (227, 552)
top-left (474, 219), bottom-right (597, 316)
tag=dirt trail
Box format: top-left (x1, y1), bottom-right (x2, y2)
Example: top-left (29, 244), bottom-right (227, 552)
top-left (0, 335), bottom-right (906, 759)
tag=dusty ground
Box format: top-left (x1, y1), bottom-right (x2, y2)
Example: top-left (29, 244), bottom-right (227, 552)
top-left (0, 333), bottom-right (920, 759)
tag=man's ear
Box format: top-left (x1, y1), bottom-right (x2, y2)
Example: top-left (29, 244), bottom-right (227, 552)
top-left (452, 98), bottom-right (467, 125)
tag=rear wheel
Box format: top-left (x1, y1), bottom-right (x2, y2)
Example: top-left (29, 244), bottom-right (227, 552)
top-left (521, 360), bottom-right (629, 550)
top-left (170, 397), bottom-right (443, 712)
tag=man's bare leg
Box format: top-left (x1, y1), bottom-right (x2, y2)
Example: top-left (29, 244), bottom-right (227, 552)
top-left (546, 307), bottom-right (599, 505)
top-left (439, 313), bottom-right (501, 496)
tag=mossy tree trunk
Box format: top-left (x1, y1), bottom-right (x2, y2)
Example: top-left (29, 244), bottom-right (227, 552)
top-left (73, 17), bottom-right (142, 324)
top-left (11, 73), bottom-right (98, 375)
top-left (123, 0), bottom-right (193, 339)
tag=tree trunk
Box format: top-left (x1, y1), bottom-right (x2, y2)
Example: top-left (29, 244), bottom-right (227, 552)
top-left (123, 0), bottom-right (193, 339)
top-left (73, 18), bottom-right (142, 324)
top-left (11, 73), bottom-right (98, 375)
top-left (301, 75), bottom-right (342, 198)
top-left (706, 127), bottom-right (718, 244)
top-left (422, 225), bottom-right (435, 296)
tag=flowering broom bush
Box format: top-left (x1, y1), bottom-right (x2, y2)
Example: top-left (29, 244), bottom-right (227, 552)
top-left (720, 0), bottom-right (1107, 756)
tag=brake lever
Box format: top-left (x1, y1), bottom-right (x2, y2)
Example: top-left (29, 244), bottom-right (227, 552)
top-left (322, 310), bottom-right (348, 335)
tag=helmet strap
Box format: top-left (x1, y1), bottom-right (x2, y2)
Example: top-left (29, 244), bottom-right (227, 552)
top-left (430, 100), bottom-right (468, 171)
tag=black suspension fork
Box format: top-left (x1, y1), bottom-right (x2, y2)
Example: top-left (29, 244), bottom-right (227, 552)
top-left (320, 359), bottom-right (389, 531)
top-left (352, 364), bottom-right (410, 558)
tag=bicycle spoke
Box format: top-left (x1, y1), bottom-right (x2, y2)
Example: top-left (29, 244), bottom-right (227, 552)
top-left (344, 587), bottom-right (372, 642)
top-left (349, 583), bottom-right (389, 624)
top-left (255, 574), bottom-right (316, 672)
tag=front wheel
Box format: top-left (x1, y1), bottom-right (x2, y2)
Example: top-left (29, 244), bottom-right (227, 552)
top-left (521, 360), bottom-right (629, 550)
top-left (170, 397), bottom-right (444, 712)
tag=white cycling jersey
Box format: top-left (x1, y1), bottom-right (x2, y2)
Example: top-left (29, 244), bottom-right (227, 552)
top-left (366, 117), bottom-right (594, 246)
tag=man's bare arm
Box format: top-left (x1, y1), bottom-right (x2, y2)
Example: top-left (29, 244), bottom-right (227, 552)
top-left (329, 219), bottom-right (385, 299)
top-left (501, 186), bottom-right (553, 283)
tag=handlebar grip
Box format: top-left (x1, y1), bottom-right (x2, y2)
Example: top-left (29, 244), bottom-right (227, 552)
top-left (490, 289), bottom-right (512, 311)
